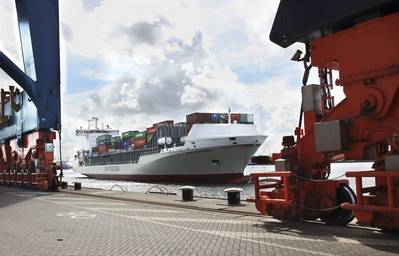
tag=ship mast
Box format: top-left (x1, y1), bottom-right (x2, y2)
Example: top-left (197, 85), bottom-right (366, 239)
top-left (76, 117), bottom-right (119, 148)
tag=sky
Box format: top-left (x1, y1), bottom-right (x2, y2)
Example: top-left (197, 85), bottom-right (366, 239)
top-left (0, 0), bottom-right (340, 160)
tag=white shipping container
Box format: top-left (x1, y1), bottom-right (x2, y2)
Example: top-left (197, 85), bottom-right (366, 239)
top-left (247, 114), bottom-right (254, 123)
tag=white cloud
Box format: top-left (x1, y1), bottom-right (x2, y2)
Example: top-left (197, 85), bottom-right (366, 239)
top-left (72, 29), bottom-right (302, 156)
top-left (0, 0), bottom-right (317, 159)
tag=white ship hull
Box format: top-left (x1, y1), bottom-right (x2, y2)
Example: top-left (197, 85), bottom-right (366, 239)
top-left (75, 124), bottom-right (267, 184)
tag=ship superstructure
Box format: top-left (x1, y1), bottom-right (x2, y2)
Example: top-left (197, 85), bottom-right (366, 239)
top-left (75, 117), bottom-right (119, 148)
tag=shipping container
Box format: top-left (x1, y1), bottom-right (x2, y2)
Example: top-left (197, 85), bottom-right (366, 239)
top-left (247, 113), bottom-right (254, 123)
top-left (120, 139), bottom-right (131, 150)
top-left (122, 130), bottom-right (139, 139)
top-left (231, 113), bottom-right (240, 123)
top-left (96, 134), bottom-right (112, 146)
top-left (175, 122), bottom-right (187, 127)
top-left (97, 134), bottom-right (112, 141)
top-left (91, 146), bottom-right (98, 152)
top-left (132, 137), bottom-right (146, 149)
top-left (133, 131), bottom-right (147, 138)
top-left (98, 140), bottom-right (111, 146)
top-left (111, 136), bottom-right (121, 143)
top-left (239, 113), bottom-right (248, 123)
top-left (147, 134), bottom-right (153, 144)
top-left (219, 113), bottom-right (228, 123)
top-left (98, 144), bottom-right (109, 155)
top-left (153, 120), bottom-right (174, 129)
top-left (210, 113), bottom-right (219, 123)
top-left (146, 127), bottom-right (156, 134)
top-left (111, 142), bottom-right (119, 149)
top-left (186, 113), bottom-right (211, 124)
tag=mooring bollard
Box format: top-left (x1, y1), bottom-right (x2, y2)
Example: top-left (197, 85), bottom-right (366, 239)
top-left (179, 186), bottom-right (195, 201)
top-left (224, 188), bottom-right (243, 205)
top-left (61, 181), bottom-right (68, 189)
top-left (74, 182), bottom-right (81, 191)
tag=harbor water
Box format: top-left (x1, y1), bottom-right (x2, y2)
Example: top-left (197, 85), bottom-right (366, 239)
top-left (62, 162), bottom-right (374, 200)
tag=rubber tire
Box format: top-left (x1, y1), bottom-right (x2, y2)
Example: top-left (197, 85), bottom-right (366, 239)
top-left (321, 184), bottom-right (356, 226)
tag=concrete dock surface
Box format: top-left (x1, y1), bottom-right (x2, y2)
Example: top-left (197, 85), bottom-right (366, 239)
top-left (0, 186), bottom-right (398, 256)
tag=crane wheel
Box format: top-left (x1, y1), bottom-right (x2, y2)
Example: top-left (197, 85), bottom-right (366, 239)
top-left (320, 184), bottom-right (356, 226)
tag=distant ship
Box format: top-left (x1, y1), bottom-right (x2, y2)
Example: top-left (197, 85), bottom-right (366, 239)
top-left (74, 113), bottom-right (267, 184)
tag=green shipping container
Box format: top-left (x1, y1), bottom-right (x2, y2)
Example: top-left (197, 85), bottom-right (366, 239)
top-left (133, 131), bottom-right (147, 138)
top-left (111, 136), bottom-right (121, 143)
top-left (147, 134), bottom-right (153, 143)
top-left (122, 130), bottom-right (139, 139)
top-left (239, 114), bottom-right (248, 123)
top-left (97, 134), bottom-right (112, 142)
top-left (219, 113), bottom-right (228, 123)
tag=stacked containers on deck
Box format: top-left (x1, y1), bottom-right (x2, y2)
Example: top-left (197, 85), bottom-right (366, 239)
top-left (186, 112), bottom-right (255, 132)
top-left (98, 144), bottom-right (109, 154)
top-left (156, 124), bottom-right (187, 147)
top-left (119, 139), bottom-right (131, 150)
top-left (186, 113), bottom-right (211, 131)
top-left (219, 113), bottom-right (228, 123)
top-left (210, 113), bottom-right (219, 123)
top-left (121, 130), bottom-right (138, 150)
top-left (111, 136), bottom-right (121, 149)
top-left (239, 113), bottom-right (254, 124)
top-left (153, 120), bottom-right (174, 129)
top-left (146, 127), bottom-right (156, 145)
top-left (97, 134), bottom-right (112, 145)
top-left (152, 120), bottom-right (175, 148)
top-left (231, 113), bottom-right (241, 123)
top-left (145, 123), bottom-right (188, 148)
top-left (247, 113), bottom-right (254, 123)
top-left (91, 146), bottom-right (98, 157)
top-left (96, 134), bottom-right (112, 154)
top-left (131, 131), bottom-right (147, 149)
top-left (122, 130), bottom-right (139, 139)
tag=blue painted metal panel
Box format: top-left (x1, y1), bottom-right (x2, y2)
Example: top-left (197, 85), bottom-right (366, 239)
top-left (0, 0), bottom-right (60, 141)
top-left (0, 91), bottom-right (38, 142)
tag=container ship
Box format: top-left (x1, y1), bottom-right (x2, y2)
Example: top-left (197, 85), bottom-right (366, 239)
top-left (74, 112), bottom-right (267, 184)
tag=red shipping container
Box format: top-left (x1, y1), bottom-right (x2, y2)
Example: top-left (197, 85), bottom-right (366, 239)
top-left (131, 137), bottom-right (147, 149)
top-left (231, 113), bottom-right (240, 123)
top-left (98, 144), bottom-right (109, 154)
top-left (186, 113), bottom-right (211, 125)
top-left (147, 127), bottom-right (156, 134)
top-left (153, 120), bottom-right (174, 129)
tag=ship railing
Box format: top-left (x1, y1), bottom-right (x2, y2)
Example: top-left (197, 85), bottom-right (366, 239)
top-left (86, 146), bottom-right (161, 166)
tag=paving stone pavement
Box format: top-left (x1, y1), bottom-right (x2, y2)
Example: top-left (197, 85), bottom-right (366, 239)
top-left (0, 187), bottom-right (398, 256)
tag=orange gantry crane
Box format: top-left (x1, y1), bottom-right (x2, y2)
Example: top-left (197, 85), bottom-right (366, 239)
top-left (251, 0), bottom-right (399, 230)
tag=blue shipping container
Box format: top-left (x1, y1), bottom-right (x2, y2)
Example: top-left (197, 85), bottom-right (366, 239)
top-left (210, 113), bottom-right (219, 123)
top-left (240, 114), bottom-right (248, 123)
top-left (120, 139), bottom-right (131, 150)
